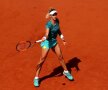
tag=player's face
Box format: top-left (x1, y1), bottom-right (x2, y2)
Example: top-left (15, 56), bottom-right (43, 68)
top-left (51, 13), bottom-right (57, 20)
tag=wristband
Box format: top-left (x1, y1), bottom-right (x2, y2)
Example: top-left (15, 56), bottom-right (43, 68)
top-left (43, 36), bottom-right (47, 40)
top-left (60, 34), bottom-right (64, 39)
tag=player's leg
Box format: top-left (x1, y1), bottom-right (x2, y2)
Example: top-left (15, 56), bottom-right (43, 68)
top-left (52, 44), bottom-right (74, 80)
top-left (52, 44), bottom-right (67, 70)
top-left (36, 48), bottom-right (49, 76)
top-left (34, 48), bottom-right (49, 87)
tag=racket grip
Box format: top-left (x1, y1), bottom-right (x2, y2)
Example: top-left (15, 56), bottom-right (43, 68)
top-left (35, 40), bottom-right (42, 43)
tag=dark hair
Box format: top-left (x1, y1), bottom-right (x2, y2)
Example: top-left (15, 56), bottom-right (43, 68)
top-left (48, 8), bottom-right (56, 13)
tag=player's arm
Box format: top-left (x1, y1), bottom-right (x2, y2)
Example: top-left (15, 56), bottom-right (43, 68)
top-left (57, 18), bottom-right (66, 42)
top-left (58, 29), bottom-right (66, 42)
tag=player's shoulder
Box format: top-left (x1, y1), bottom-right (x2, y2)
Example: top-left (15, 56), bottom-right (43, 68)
top-left (45, 20), bottom-right (52, 29)
top-left (46, 20), bottom-right (52, 27)
top-left (46, 20), bottom-right (51, 25)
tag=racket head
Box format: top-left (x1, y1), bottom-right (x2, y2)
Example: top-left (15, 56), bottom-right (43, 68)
top-left (16, 41), bottom-right (31, 52)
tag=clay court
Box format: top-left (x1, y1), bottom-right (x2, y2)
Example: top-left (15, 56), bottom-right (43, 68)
top-left (0, 0), bottom-right (108, 90)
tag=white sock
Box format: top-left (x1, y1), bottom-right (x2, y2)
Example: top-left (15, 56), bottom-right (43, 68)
top-left (35, 77), bottom-right (39, 79)
top-left (64, 70), bottom-right (69, 73)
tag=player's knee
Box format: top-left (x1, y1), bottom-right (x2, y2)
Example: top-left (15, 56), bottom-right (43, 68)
top-left (58, 55), bottom-right (63, 60)
top-left (40, 56), bottom-right (46, 61)
top-left (36, 60), bottom-right (44, 69)
top-left (37, 57), bottom-right (45, 65)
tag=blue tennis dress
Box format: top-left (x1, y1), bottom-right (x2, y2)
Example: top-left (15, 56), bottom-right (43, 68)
top-left (41, 20), bottom-right (60, 49)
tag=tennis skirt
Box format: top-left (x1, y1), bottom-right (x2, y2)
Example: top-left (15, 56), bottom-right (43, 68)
top-left (40, 39), bottom-right (57, 49)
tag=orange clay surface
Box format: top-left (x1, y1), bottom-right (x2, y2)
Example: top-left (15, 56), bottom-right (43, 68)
top-left (0, 0), bottom-right (108, 90)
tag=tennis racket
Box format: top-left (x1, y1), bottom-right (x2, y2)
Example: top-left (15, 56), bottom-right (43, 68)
top-left (16, 40), bottom-right (42, 52)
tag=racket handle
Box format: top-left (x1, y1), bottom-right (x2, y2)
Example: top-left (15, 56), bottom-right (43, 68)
top-left (35, 40), bottom-right (42, 43)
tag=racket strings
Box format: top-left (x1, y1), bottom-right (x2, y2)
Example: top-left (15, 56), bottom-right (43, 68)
top-left (16, 41), bottom-right (31, 51)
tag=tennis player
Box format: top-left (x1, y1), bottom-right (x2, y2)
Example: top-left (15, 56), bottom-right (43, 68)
top-left (34, 8), bottom-right (74, 87)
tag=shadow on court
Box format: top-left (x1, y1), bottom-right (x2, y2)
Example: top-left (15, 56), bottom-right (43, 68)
top-left (40, 57), bottom-right (81, 83)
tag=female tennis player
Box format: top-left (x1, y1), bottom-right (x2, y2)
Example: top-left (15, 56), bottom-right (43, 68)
top-left (34, 8), bottom-right (74, 87)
